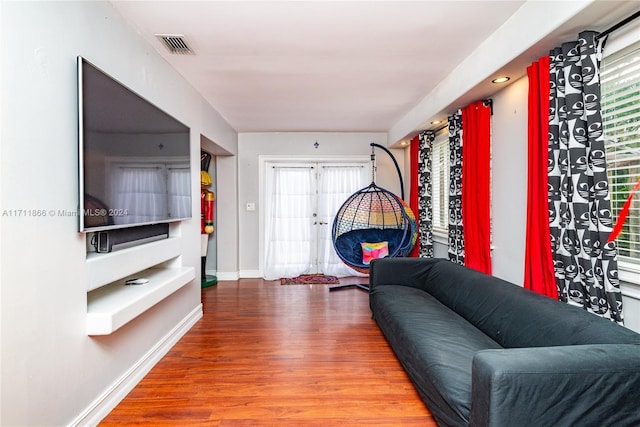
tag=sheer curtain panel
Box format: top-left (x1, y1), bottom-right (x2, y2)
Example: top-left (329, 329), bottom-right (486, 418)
top-left (111, 165), bottom-right (167, 225)
top-left (318, 165), bottom-right (367, 277)
top-left (263, 167), bottom-right (315, 280)
top-left (167, 166), bottom-right (191, 220)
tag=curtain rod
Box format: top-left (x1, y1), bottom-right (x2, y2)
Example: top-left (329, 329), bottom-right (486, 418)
top-left (422, 97), bottom-right (494, 134)
top-left (599, 9), bottom-right (640, 39)
top-left (483, 98), bottom-right (493, 115)
top-left (433, 124), bottom-right (448, 134)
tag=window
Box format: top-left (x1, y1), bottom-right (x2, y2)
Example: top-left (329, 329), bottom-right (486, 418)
top-left (431, 131), bottom-right (449, 232)
top-left (601, 39), bottom-right (640, 271)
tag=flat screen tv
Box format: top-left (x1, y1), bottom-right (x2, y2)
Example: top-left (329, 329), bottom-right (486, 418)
top-left (77, 56), bottom-right (192, 232)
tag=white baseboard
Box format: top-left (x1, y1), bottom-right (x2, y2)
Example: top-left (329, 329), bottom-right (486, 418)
top-left (239, 269), bottom-right (262, 278)
top-left (215, 270), bottom-right (262, 280)
top-left (204, 270), bottom-right (262, 280)
top-left (70, 304), bottom-right (203, 427)
top-left (216, 271), bottom-right (239, 281)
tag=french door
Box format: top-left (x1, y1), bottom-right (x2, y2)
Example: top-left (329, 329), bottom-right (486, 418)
top-left (263, 161), bottom-right (369, 279)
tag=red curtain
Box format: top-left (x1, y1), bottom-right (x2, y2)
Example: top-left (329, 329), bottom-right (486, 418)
top-left (409, 135), bottom-right (420, 257)
top-left (462, 101), bottom-right (492, 274)
top-left (524, 56), bottom-right (558, 299)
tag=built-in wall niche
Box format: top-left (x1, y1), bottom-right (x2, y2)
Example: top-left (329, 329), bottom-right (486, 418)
top-left (85, 222), bottom-right (194, 335)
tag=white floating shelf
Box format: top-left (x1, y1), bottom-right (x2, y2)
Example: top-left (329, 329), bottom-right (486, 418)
top-left (87, 266), bottom-right (195, 335)
top-left (86, 237), bottom-right (181, 291)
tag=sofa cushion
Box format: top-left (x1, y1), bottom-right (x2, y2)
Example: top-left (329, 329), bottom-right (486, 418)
top-left (371, 284), bottom-right (502, 427)
top-left (423, 259), bottom-right (640, 348)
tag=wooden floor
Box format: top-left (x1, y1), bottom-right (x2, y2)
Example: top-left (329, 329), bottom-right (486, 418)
top-left (100, 278), bottom-right (435, 426)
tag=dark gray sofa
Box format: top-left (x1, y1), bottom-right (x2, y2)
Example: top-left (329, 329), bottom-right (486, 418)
top-left (369, 257), bottom-right (640, 427)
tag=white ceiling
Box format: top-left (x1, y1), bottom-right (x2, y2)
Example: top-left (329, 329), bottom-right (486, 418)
top-left (109, 1), bottom-right (639, 138)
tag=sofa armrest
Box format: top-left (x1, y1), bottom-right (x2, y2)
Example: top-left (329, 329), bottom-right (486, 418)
top-left (470, 344), bottom-right (640, 427)
top-left (369, 257), bottom-right (441, 291)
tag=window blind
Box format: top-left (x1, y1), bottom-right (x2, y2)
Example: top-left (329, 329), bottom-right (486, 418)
top-left (601, 41), bottom-right (640, 265)
top-left (432, 133), bottom-right (449, 231)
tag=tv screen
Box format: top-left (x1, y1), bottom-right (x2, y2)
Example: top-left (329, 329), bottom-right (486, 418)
top-left (78, 57), bottom-right (192, 232)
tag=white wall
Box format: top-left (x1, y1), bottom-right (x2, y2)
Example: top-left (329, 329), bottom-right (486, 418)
top-left (0, 2), bottom-right (236, 425)
top-left (216, 154), bottom-right (240, 276)
top-left (490, 76), bottom-right (529, 285)
top-left (235, 132), bottom-right (405, 277)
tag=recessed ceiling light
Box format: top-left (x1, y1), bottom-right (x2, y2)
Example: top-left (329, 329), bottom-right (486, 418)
top-left (399, 141), bottom-right (409, 146)
top-left (431, 120), bottom-right (443, 125)
top-left (492, 76), bottom-right (510, 84)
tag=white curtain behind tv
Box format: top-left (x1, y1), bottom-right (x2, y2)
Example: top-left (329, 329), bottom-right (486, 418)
top-left (167, 165), bottom-right (191, 219)
top-left (112, 165), bottom-right (167, 225)
top-left (111, 163), bottom-right (190, 225)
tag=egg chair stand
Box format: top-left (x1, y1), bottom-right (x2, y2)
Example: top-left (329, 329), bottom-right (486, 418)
top-left (329, 143), bottom-right (417, 292)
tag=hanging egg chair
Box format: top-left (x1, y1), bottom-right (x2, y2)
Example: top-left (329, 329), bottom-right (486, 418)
top-left (330, 143), bottom-right (417, 290)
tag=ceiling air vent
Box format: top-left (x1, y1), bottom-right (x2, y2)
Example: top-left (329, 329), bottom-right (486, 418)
top-left (156, 34), bottom-right (195, 55)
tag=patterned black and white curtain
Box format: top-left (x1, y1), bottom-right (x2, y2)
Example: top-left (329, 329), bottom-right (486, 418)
top-left (548, 31), bottom-right (623, 323)
top-left (417, 130), bottom-right (434, 257)
top-left (448, 111), bottom-right (464, 265)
